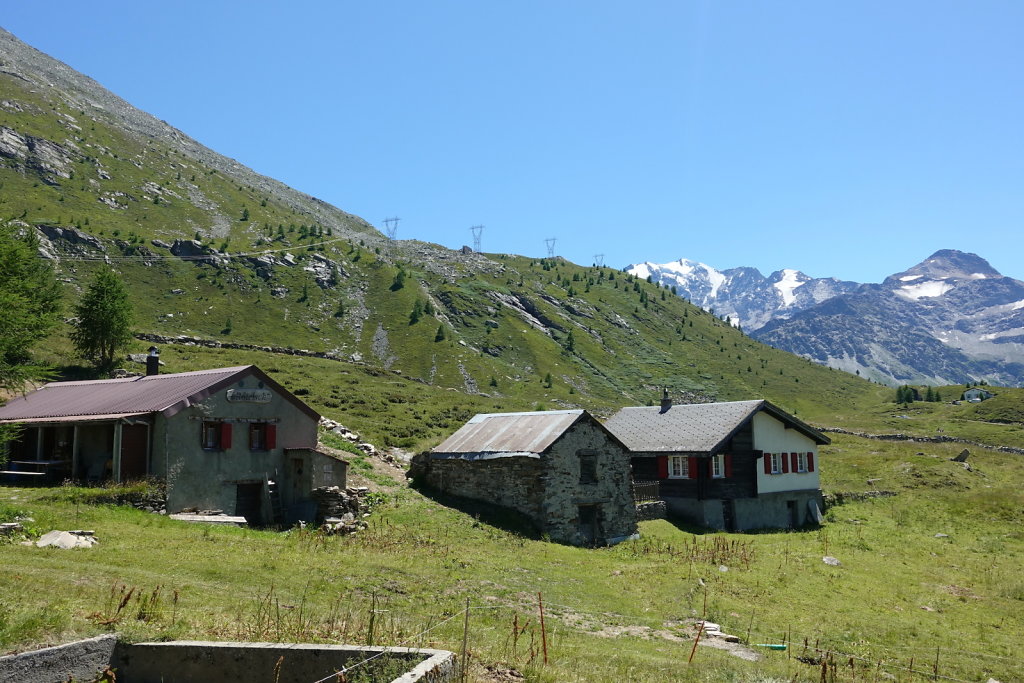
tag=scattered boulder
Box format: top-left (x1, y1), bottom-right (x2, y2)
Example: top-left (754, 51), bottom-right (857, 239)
top-left (822, 556), bottom-right (841, 567)
top-left (36, 530), bottom-right (98, 549)
top-left (952, 449), bottom-right (970, 463)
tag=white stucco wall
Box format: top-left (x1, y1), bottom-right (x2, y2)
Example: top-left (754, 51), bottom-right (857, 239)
top-left (752, 412), bottom-right (820, 494)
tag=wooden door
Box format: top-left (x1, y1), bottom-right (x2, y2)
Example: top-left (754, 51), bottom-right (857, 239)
top-left (119, 424), bottom-right (148, 480)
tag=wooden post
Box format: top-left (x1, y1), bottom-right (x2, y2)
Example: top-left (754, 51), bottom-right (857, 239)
top-left (71, 424), bottom-right (79, 480)
top-left (460, 598), bottom-right (470, 683)
top-left (745, 610), bottom-right (755, 644)
top-left (512, 613), bottom-right (519, 659)
top-left (688, 621), bottom-right (705, 664)
top-left (537, 593), bottom-right (548, 665)
top-left (932, 646), bottom-right (939, 681)
top-left (112, 421), bottom-right (123, 483)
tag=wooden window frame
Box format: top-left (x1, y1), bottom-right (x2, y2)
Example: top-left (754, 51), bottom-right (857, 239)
top-left (578, 450), bottom-right (598, 484)
top-left (797, 452), bottom-right (808, 473)
top-left (770, 453), bottom-right (782, 474)
top-left (711, 454), bottom-right (725, 479)
top-left (667, 455), bottom-right (688, 479)
top-left (250, 422), bottom-right (268, 451)
top-left (201, 421), bottom-right (221, 451)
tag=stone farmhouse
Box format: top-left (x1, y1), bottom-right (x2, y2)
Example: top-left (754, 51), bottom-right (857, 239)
top-left (0, 362), bottom-right (345, 524)
top-left (605, 396), bottom-right (829, 531)
top-left (412, 409), bottom-right (638, 546)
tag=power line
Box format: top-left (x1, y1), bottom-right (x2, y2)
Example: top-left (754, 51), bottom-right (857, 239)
top-left (35, 235), bottom-right (355, 263)
top-left (593, 254), bottom-right (604, 267)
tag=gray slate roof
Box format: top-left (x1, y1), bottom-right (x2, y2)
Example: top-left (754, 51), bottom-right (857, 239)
top-left (603, 400), bottom-right (828, 454)
top-left (432, 410), bottom-right (585, 457)
top-left (0, 365), bottom-right (319, 424)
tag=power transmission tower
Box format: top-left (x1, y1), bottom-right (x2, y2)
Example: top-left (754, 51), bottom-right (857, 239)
top-left (594, 254), bottom-right (605, 267)
top-left (470, 225), bottom-right (484, 253)
top-left (545, 238), bottom-right (557, 259)
top-left (382, 216), bottom-right (401, 240)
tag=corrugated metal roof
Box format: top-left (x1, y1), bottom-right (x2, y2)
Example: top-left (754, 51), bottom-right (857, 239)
top-left (433, 410), bottom-right (585, 455)
top-left (603, 400), bottom-right (765, 453)
top-left (0, 366), bottom-right (253, 424)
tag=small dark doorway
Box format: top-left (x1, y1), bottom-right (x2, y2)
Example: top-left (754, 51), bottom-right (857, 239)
top-left (120, 424), bottom-right (148, 481)
top-left (721, 499), bottom-right (736, 531)
top-left (578, 504), bottom-right (601, 545)
top-left (787, 500), bottom-right (799, 528)
top-left (236, 483), bottom-right (263, 526)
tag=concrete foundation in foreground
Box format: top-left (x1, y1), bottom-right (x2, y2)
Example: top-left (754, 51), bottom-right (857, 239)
top-left (0, 635), bottom-right (456, 683)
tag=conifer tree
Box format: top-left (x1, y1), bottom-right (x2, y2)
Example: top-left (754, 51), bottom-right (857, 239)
top-left (71, 266), bottom-right (134, 371)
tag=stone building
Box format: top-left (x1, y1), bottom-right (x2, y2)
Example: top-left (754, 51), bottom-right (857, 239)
top-left (605, 397), bottom-right (829, 531)
top-left (0, 363), bottom-right (345, 524)
top-left (413, 409), bottom-right (638, 546)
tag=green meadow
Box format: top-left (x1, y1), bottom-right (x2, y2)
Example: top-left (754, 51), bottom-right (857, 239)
top-left (2, 422), bottom-right (1022, 682)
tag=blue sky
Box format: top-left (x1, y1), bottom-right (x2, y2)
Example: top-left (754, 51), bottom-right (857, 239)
top-left (3, 2), bottom-right (1022, 282)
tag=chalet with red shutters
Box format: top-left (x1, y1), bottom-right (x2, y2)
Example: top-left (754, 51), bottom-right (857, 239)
top-left (0, 363), bottom-right (345, 525)
top-left (604, 396), bottom-right (829, 531)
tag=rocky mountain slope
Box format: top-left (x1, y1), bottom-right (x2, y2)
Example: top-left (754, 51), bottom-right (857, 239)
top-left (0, 26), bottom-right (880, 444)
top-left (755, 250), bottom-right (1024, 386)
top-left (630, 251), bottom-right (1024, 387)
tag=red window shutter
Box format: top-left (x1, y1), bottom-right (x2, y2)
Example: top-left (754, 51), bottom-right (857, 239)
top-left (220, 422), bottom-right (232, 450)
top-left (781, 453), bottom-right (789, 473)
top-left (763, 454), bottom-right (771, 475)
top-left (267, 424), bottom-right (277, 450)
top-left (724, 454), bottom-right (733, 478)
top-left (688, 457), bottom-right (698, 479)
top-left (657, 456), bottom-right (668, 479)
top-left (791, 452), bottom-right (799, 473)
top-left (807, 452), bottom-right (815, 472)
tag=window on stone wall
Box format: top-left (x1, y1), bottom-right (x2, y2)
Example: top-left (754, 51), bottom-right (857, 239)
top-left (578, 450), bottom-right (598, 484)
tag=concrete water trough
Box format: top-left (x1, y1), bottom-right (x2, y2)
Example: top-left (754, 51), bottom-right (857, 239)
top-left (0, 635), bottom-right (457, 682)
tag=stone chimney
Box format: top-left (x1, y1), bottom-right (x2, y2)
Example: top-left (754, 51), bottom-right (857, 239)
top-left (146, 346), bottom-right (160, 376)
top-left (659, 387), bottom-right (672, 413)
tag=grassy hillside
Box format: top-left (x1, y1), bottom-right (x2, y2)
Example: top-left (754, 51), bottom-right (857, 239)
top-left (2, 429), bottom-right (1022, 682)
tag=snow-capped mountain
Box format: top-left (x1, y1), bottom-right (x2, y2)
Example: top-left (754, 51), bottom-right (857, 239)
top-left (756, 250), bottom-right (1024, 386)
top-left (626, 258), bottom-right (859, 330)
top-left (629, 250), bottom-right (1024, 386)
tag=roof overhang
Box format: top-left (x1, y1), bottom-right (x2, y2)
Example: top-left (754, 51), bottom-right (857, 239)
top-left (0, 412), bottom-right (152, 425)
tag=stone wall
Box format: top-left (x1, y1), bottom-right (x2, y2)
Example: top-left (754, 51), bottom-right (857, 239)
top-left (417, 415), bottom-right (639, 546)
top-left (419, 455), bottom-right (546, 524)
top-left (635, 500), bottom-right (667, 521)
top-left (539, 417), bottom-right (638, 545)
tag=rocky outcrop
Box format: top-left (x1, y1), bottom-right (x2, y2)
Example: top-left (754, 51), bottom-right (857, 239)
top-left (0, 125), bottom-right (79, 184)
top-left (169, 239), bottom-right (229, 265)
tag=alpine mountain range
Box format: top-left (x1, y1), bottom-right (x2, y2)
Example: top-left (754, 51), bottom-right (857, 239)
top-left (628, 250), bottom-right (1024, 387)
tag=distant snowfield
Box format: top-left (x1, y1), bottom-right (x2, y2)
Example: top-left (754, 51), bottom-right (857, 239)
top-left (895, 280), bottom-right (954, 300)
top-left (773, 269), bottom-right (804, 306)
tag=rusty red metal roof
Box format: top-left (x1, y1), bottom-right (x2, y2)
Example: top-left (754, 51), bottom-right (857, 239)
top-left (0, 366), bottom-right (319, 424)
top-left (433, 410), bottom-right (586, 455)
top-left (604, 400), bottom-right (828, 453)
